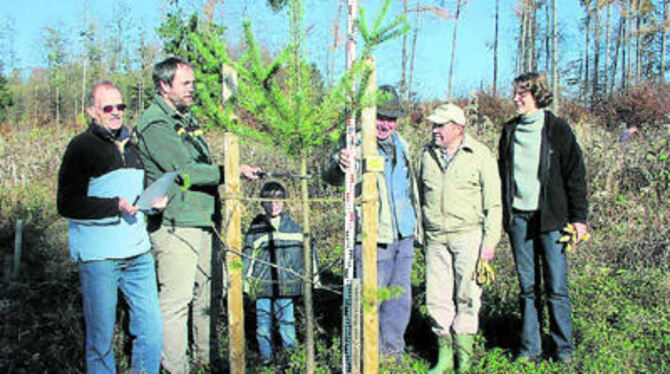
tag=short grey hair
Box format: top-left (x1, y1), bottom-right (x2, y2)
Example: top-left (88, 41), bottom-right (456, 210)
top-left (88, 81), bottom-right (121, 107)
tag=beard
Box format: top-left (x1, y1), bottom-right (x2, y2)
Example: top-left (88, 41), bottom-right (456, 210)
top-left (169, 96), bottom-right (192, 113)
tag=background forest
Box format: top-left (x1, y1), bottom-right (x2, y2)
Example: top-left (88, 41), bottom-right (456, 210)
top-left (0, 0), bottom-right (669, 373)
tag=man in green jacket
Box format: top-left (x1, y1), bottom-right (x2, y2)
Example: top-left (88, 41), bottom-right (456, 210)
top-left (418, 103), bottom-right (502, 373)
top-left (136, 57), bottom-right (260, 374)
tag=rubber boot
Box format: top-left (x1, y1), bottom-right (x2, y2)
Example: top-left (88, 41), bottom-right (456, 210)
top-left (428, 335), bottom-right (454, 374)
top-left (454, 334), bottom-right (475, 373)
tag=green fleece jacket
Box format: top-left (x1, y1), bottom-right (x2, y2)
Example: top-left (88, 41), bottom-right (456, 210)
top-left (135, 96), bottom-right (223, 228)
top-left (418, 134), bottom-right (502, 249)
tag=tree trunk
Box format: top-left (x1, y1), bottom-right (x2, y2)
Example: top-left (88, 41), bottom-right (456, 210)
top-left (529, 0), bottom-right (536, 71)
top-left (552, 0), bottom-right (558, 113)
top-left (663, 0), bottom-right (668, 82)
top-left (622, 5), bottom-right (628, 89)
top-left (493, 0), bottom-right (499, 96)
top-left (400, 0), bottom-right (408, 102)
top-left (584, 2), bottom-right (591, 100)
top-left (290, 1), bottom-right (314, 371)
top-left (516, 2), bottom-right (528, 75)
top-left (545, 1), bottom-right (550, 73)
top-left (300, 156), bottom-right (315, 374)
top-left (628, 0), bottom-right (634, 85)
top-left (612, 15), bottom-right (623, 92)
top-left (408, 0), bottom-right (421, 103)
top-left (635, 0), bottom-right (641, 82)
top-left (447, 0), bottom-right (462, 101)
top-left (604, 0), bottom-right (611, 96)
top-left (593, 0), bottom-right (600, 101)
top-left (56, 85), bottom-right (60, 125)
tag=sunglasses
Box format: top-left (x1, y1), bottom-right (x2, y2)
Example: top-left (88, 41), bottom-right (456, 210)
top-left (102, 104), bottom-right (127, 114)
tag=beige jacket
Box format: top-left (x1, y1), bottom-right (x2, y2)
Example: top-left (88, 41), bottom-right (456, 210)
top-left (417, 134), bottom-right (502, 249)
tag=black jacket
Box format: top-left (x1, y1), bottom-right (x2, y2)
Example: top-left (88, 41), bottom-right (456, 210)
top-left (498, 110), bottom-right (588, 233)
top-left (57, 124), bottom-right (144, 220)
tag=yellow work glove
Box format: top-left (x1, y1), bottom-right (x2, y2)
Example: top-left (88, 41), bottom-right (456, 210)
top-left (475, 259), bottom-right (496, 286)
top-left (559, 223), bottom-right (590, 253)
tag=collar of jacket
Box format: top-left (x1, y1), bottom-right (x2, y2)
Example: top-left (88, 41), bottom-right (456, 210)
top-left (89, 120), bottom-right (130, 142)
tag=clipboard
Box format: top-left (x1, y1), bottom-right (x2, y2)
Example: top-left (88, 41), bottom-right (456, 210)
top-left (136, 171), bottom-right (179, 210)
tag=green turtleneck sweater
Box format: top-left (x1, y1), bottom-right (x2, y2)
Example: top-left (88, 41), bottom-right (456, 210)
top-left (513, 109), bottom-right (544, 210)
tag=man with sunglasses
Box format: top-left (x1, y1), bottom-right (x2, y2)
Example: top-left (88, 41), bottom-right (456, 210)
top-left (322, 85), bottom-right (420, 360)
top-left (136, 57), bottom-right (260, 373)
top-left (57, 81), bottom-right (165, 373)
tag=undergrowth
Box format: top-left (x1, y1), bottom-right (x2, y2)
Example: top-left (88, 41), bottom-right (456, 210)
top-left (1, 93), bottom-right (668, 372)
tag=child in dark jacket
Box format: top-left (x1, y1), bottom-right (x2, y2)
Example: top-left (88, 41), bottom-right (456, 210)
top-left (242, 182), bottom-right (316, 364)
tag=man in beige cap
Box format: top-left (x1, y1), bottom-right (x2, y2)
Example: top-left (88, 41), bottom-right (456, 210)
top-left (417, 103), bottom-right (502, 373)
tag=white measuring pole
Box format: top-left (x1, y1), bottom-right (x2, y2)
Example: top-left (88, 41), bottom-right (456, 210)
top-left (343, 0), bottom-right (360, 373)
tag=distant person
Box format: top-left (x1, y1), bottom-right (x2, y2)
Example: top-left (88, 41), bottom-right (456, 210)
top-left (498, 72), bottom-right (589, 365)
top-left (322, 85), bottom-right (420, 358)
top-left (135, 57), bottom-right (261, 373)
top-left (619, 124), bottom-right (640, 142)
top-left (57, 81), bottom-right (165, 373)
top-left (242, 182), bottom-right (317, 364)
top-left (418, 103), bottom-right (502, 373)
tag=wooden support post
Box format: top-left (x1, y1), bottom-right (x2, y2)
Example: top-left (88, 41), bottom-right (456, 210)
top-left (13, 219), bottom-right (23, 280)
top-left (224, 133), bottom-right (245, 374)
top-left (361, 57), bottom-right (379, 374)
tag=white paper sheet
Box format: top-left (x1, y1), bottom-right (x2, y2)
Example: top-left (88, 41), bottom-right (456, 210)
top-left (136, 171), bottom-right (179, 210)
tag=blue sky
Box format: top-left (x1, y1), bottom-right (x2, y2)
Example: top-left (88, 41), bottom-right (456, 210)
top-left (0, 0), bottom-right (587, 100)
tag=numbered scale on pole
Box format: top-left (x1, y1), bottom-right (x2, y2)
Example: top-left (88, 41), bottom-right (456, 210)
top-left (343, 1), bottom-right (361, 373)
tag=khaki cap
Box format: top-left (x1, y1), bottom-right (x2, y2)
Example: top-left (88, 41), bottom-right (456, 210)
top-left (426, 103), bottom-right (466, 126)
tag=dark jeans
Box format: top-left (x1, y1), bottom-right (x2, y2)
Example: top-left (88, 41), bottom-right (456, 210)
top-left (509, 211), bottom-right (573, 359)
top-left (355, 237), bottom-right (414, 355)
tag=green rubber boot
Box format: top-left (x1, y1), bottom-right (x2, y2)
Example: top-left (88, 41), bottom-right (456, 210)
top-left (454, 334), bottom-right (475, 373)
top-left (428, 335), bottom-right (454, 374)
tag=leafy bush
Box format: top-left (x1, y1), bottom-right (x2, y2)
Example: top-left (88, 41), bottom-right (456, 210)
top-left (594, 82), bottom-right (670, 130)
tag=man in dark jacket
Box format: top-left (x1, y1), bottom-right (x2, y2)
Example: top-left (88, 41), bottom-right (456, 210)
top-left (57, 81), bottom-right (164, 373)
top-left (498, 72), bottom-right (589, 364)
top-left (135, 57), bottom-right (260, 373)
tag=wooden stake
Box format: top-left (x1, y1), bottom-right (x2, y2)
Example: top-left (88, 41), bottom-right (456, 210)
top-left (224, 133), bottom-right (245, 374)
top-left (361, 57), bottom-right (379, 374)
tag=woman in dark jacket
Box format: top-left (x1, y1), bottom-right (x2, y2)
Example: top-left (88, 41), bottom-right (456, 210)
top-left (498, 72), bottom-right (589, 364)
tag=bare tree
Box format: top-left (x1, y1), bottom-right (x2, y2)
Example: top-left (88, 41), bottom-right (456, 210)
top-left (604, 0), bottom-right (611, 96)
top-left (401, 0), bottom-right (409, 101)
top-left (447, 0), bottom-right (463, 100)
top-left (593, 0), bottom-right (601, 100)
top-left (408, 0), bottom-right (422, 103)
top-left (528, 0), bottom-right (537, 71)
top-left (582, 0), bottom-right (592, 99)
top-left (493, 0), bottom-right (499, 96)
top-left (552, 0), bottom-right (559, 112)
top-left (663, 0), bottom-right (668, 82)
top-left (545, 0), bottom-right (550, 72)
top-left (44, 24), bottom-right (68, 124)
top-left (611, 12), bottom-right (623, 92)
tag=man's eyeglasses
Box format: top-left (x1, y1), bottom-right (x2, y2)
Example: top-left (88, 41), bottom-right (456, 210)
top-left (102, 104), bottom-right (127, 114)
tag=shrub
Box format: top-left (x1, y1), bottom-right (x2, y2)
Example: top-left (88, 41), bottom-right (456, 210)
top-left (594, 82), bottom-right (670, 130)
